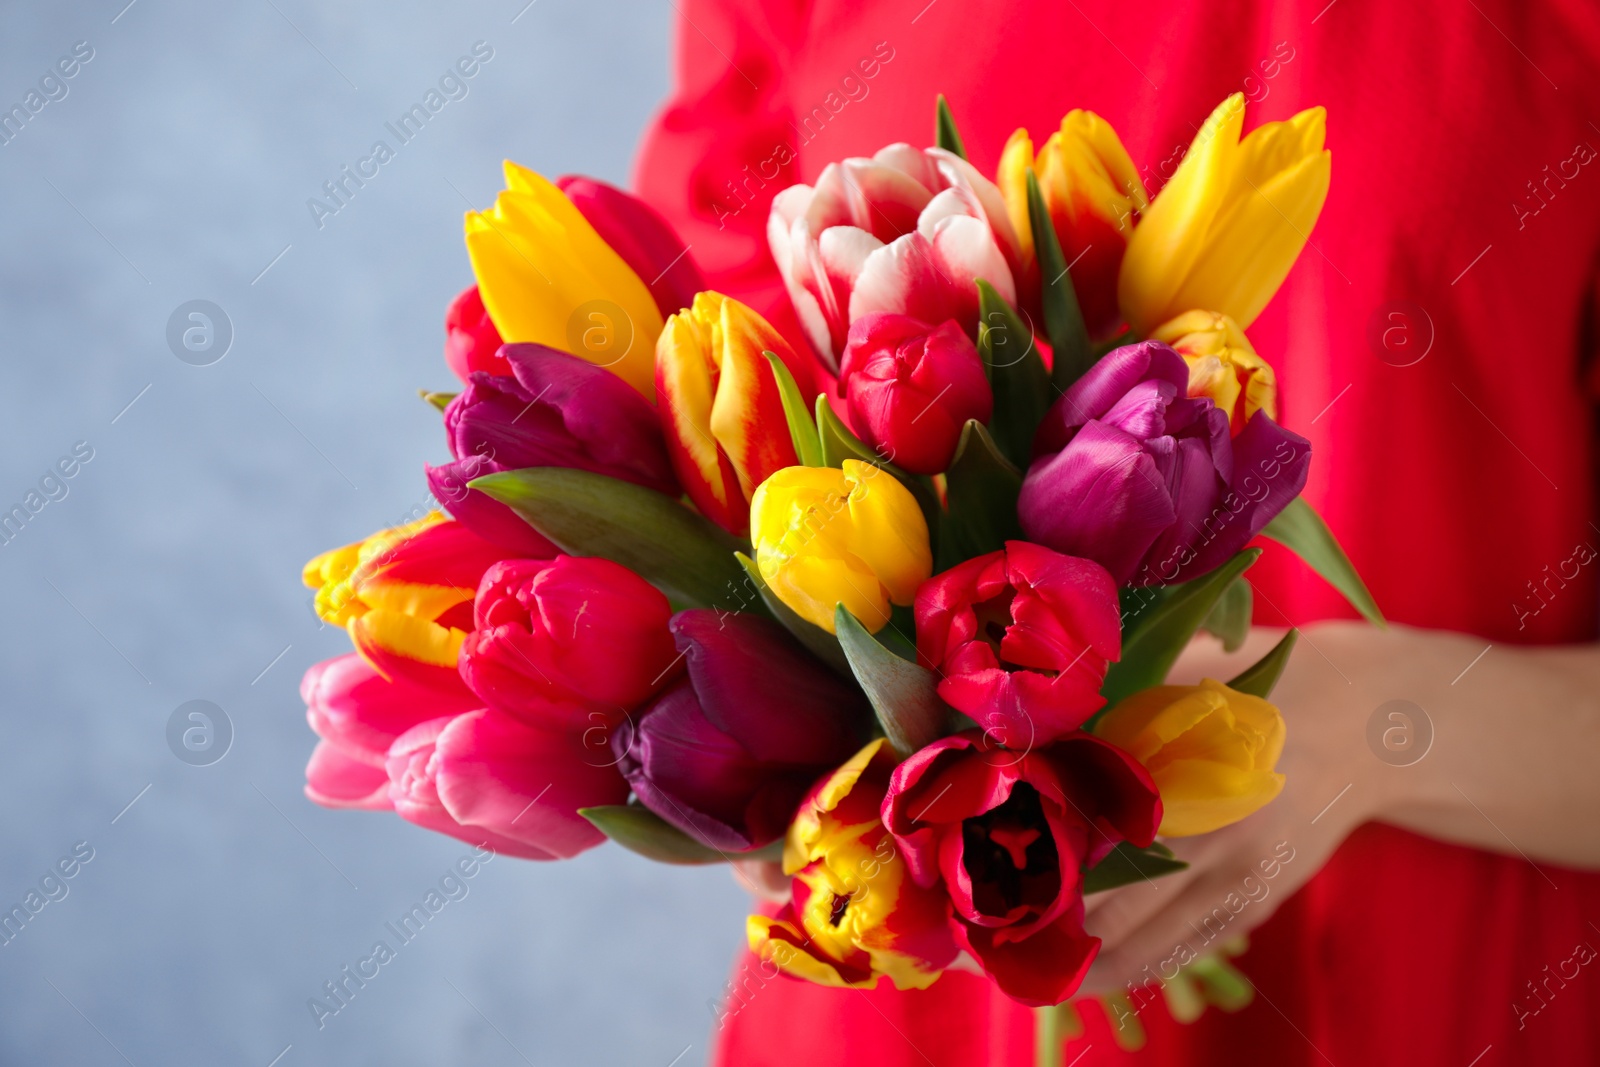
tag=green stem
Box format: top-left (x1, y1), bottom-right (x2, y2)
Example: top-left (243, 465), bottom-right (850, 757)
top-left (1034, 1005), bottom-right (1063, 1067)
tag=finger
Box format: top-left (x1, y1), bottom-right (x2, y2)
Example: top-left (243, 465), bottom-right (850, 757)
top-left (730, 858), bottom-right (790, 902)
top-left (1082, 828), bottom-right (1229, 931)
top-left (1088, 860), bottom-right (1278, 993)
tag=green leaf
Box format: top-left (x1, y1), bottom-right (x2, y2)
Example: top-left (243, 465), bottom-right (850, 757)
top-left (938, 420), bottom-right (1022, 569)
top-left (1099, 549), bottom-right (1262, 711)
top-left (734, 553), bottom-right (853, 676)
top-left (762, 351), bottom-right (823, 466)
top-left (976, 279), bottom-right (1052, 471)
top-left (1201, 576), bottom-right (1253, 653)
top-left (1083, 841), bottom-right (1189, 894)
top-left (1226, 629), bottom-right (1298, 699)
top-left (835, 604), bottom-right (950, 759)
top-left (816, 393), bottom-right (884, 468)
top-left (1024, 170), bottom-right (1092, 390)
top-left (579, 805), bottom-right (782, 865)
top-left (935, 94), bottom-right (967, 160)
top-left (419, 389), bottom-right (457, 412)
top-left (472, 468), bottom-right (753, 613)
top-left (1262, 497), bottom-right (1384, 626)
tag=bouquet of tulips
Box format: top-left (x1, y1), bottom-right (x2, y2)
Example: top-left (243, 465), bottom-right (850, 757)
top-left (298, 91), bottom-right (1379, 1048)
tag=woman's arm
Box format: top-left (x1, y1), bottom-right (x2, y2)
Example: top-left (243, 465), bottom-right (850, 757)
top-left (1079, 620), bottom-right (1600, 993)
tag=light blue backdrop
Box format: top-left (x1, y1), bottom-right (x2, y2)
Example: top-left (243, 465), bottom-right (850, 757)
top-left (0, 2), bottom-right (751, 1064)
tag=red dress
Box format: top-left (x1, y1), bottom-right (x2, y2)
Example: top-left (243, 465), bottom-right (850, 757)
top-left (633, 1), bottom-right (1600, 1061)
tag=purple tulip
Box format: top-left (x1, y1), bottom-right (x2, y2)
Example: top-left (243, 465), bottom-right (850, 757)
top-left (430, 343), bottom-right (679, 551)
top-left (1018, 341), bottom-right (1310, 586)
top-left (612, 610), bottom-right (872, 851)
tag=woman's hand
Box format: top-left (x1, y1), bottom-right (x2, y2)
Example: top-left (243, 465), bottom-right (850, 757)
top-left (1079, 619), bottom-right (1600, 996)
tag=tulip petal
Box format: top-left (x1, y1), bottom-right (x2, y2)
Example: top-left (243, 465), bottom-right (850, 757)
top-left (305, 740), bottom-right (393, 810)
top-left (433, 708), bottom-right (626, 860)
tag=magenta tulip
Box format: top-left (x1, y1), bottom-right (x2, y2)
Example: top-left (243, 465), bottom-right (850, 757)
top-left (388, 710), bottom-right (627, 861)
top-left (443, 284), bottom-right (508, 383)
top-left (916, 541), bottom-right (1120, 745)
top-left (458, 556), bottom-right (679, 730)
top-left (1019, 341), bottom-right (1310, 586)
top-left (838, 312), bottom-right (993, 474)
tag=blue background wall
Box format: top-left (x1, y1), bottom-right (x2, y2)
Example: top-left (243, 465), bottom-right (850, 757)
top-left (0, 3), bottom-right (751, 1063)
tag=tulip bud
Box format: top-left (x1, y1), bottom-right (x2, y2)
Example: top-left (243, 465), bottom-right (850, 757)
top-left (837, 313), bottom-right (992, 475)
top-left (748, 739), bottom-right (958, 991)
top-left (302, 514), bottom-right (514, 694)
top-left (458, 556), bottom-right (678, 730)
top-left (1093, 678), bottom-right (1286, 836)
top-left (302, 653), bottom-right (479, 799)
top-left (443, 284), bottom-right (508, 383)
top-left (915, 541), bottom-right (1120, 745)
top-left (750, 460), bottom-right (932, 634)
top-left (388, 710), bottom-right (629, 860)
top-left (1019, 342), bottom-right (1309, 586)
top-left (1119, 95), bottom-right (1331, 335)
top-left (435, 343), bottom-right (678, 551)
top-left (656, 292), bottom-right (805, 534)
top-left (1148, 310), bottom-right (1277, 435)
top-left (612, 611), bottom-right (871, 851)
top-left (999, 111), bottom-right (1149, 339)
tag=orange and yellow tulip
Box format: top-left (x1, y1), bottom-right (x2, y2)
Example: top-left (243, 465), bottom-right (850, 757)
top-left (999, 110), bottom-right (1149, 337)
top-left (303, 513), bottom-right (512, 693)
top-left (1148, 309), bottom-right (1277, 434)
top-left (656, 292), bottom-right (804, 534)
top-left (747, 739), bottom-right (957, 990)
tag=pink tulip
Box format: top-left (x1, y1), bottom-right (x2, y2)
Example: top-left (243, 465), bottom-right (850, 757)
top-left (458, 556), bottom-right (679, 730)
top-left (387, 710), bottom-right (628, 861)
top-left (301, 652), bottom-right (479, 810)
top-left (768, 144), bottom-right (1021, 371)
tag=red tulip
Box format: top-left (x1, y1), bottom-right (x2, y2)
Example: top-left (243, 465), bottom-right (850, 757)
top-left (387, 710), bottom-right (628, 861)
top-left (916, 541), bottom-right (1120, 745)
top-left (458, 556), bottom-right (679, 730)
top-left (444, 285), bottom-right (509, 382)
top-left (838, 313), bottom-right (993, 474)
top-left (881, 730), bottom-right (1162, 1006)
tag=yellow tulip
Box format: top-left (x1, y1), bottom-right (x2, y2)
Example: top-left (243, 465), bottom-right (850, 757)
top-left (998, 111), bottom-right (1149, 336)
top-left (1118, 94), bottom-right (1331, 335)
top-left (749, 459), bottom-right (931, 634)
top-left (1148, 310), bottom-right (1277, 434)
top-left (464, 161), bottom-right (662, 399)
top-left (1093, 678), bottom-right (1286, 837)
top-left (747, 740), bottom-right (955, 991)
